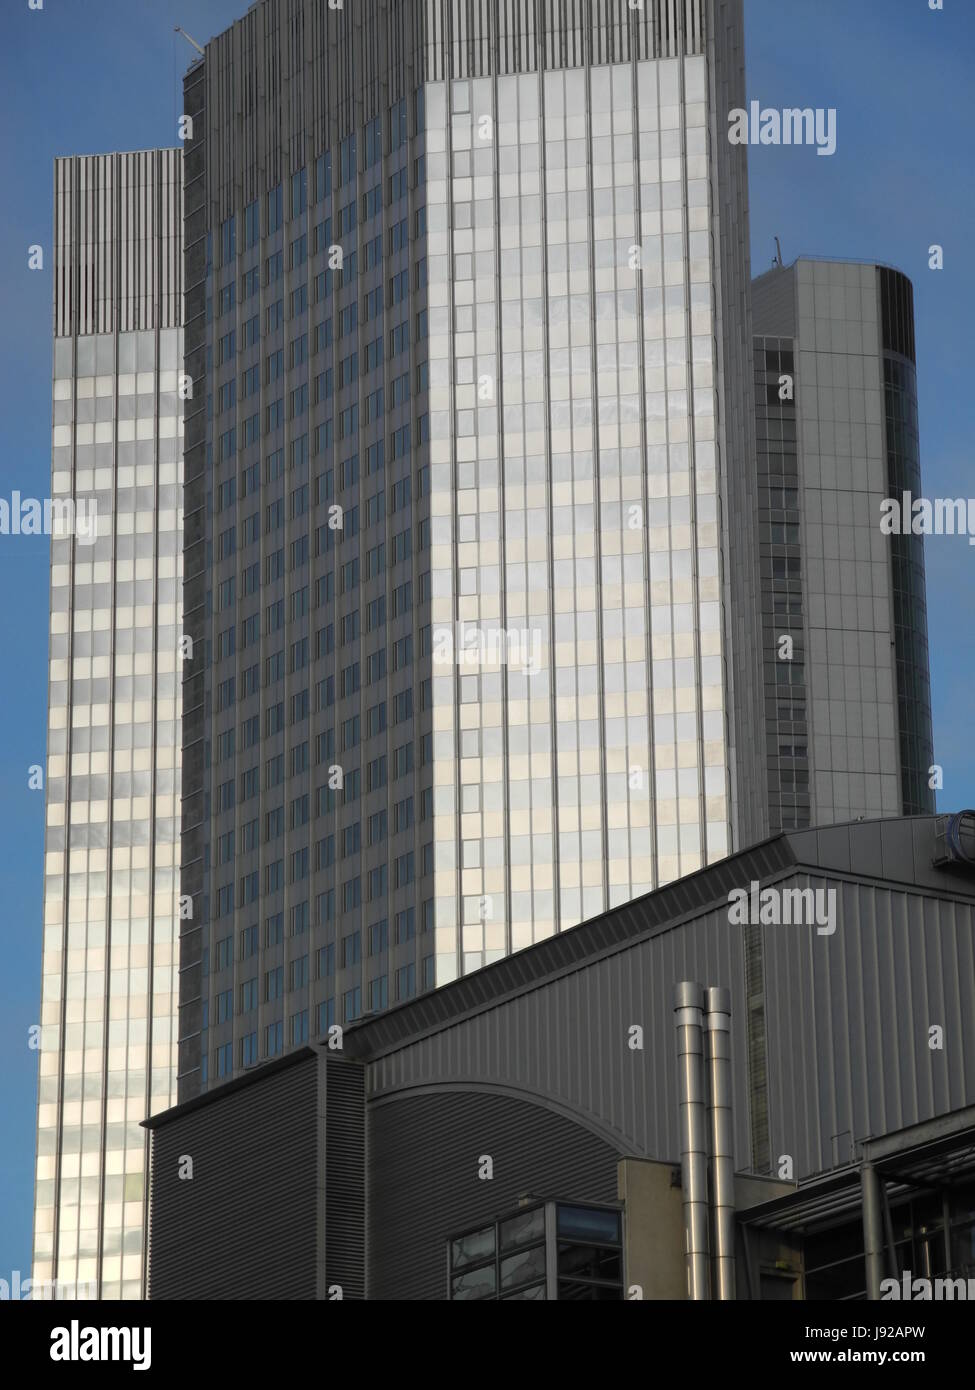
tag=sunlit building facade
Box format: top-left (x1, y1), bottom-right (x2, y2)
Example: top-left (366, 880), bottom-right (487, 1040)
top-left (178, 0), bottom-right (763, 1103)
top-left (32, 150), bottom-right (183, 1298)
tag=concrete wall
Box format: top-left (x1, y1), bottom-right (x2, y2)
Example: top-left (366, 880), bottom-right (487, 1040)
top-left (618, 1158), bottom-right (685, 1299)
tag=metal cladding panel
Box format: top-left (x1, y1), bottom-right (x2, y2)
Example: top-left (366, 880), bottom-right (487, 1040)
top-left (763, 878), bottom-right (975, 1178)
top-left (367, 1089), bottom-right (620, 1299)
top-left (54, 149), bottom-right (182, 337)
top-left (148, 1054), bottom-right (320, 1299)
top-left (324, 1056), bottom-right (366, 1300)
top-left (365, 904), bottom-right (752, 1169)
top-left (786, 816), bottom-right (965, 899)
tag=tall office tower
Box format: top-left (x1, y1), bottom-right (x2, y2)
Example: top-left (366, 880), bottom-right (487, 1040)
top-left (177, 0), bottom-right (763, 1103)
top-left (752, 257), bottom-right (935, 832)
top-left (33, 151), bottom-right (183, 1299)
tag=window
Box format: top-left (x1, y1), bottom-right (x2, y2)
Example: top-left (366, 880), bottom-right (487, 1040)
top-left (267, 183), bottom-right (283, 234)
top-left (446, 1203), bottom-right (623, 1302)
top-left (291, 167), bottom-right (307, 218)
top-left (394, 907), bottom-right (415, 944)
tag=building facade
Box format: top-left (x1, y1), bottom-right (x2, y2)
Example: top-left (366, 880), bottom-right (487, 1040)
top-left (178, 0), bottom-right (765, 1104)
top-left (147, 813), bottom-right (975, 1300)
top-left (32, 150), bottom-right (183, 1299)
top-left (752, 258), bottom-right (935, 833)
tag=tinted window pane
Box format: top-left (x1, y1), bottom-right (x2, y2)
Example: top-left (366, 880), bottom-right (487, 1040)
top-left (500, 1206), bottom-right (545, 1252)
top-left (451, 1264), bottom-right (497, 1301)
top-left (451, 1226), bottom-right (495, 1271)
top-left (556, 1205), bottom-right (621, 1244)
top-left (557, 1243), bottom-right (622, 1282)
top-left (500, 1244), bottom-right (546, 1292)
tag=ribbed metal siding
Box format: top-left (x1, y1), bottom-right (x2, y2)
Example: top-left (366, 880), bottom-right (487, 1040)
top-left (149, 1055), bottom-right (320, 1299)
top-left (368, 1089), bottom-right (620, 1299)
top-left (54, 150), bottom-right (181, 338)
top-left (323, 1058), bottom-right (366, 1299)
top-left (763, 878), bottom-right (975, 1177)
top-left (366, 905), bottom-right (753, 1168)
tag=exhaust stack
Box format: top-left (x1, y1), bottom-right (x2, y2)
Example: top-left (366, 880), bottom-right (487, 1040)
top-left (705, 986), bottom-right (736, 1300)
top-left (674, 982), bottom-right (709, 1299)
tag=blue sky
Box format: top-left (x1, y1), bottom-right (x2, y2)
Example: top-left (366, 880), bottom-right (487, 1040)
top-left (0, 0), bottom-right (971, 1284)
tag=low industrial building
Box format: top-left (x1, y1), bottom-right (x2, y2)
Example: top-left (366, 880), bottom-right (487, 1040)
top-left (146, 814), bottom-right (975, 1300)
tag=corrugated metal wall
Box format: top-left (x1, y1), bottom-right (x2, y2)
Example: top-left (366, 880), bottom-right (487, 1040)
top-left (149, 1053), bottom-right (321, 1299)
top-left (323, 1057), bottom-right (366, 1299)
top-left (366, 902), bottom-right (753, 1167)
top-left (764, 878), bottom-right (975, 1175)
top-left (364, 867), bottom-right (975, 1185)
top-left (368, 1089), bottom-right (621, 1299)
top-left (149, 1050), bottom-right (365, 1299)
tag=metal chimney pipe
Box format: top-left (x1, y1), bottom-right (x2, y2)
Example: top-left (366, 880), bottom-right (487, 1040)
top-left (674, 982), bottom-right (709, 1299)
top-left (705, 986), bottom-right (736, 1301)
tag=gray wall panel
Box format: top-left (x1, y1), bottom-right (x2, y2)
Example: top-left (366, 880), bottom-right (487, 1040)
top-left (366, 903), bottom-right (752, 1167)
top-left (323, 1057), bottom-right (366, 1299)
top-left (149, 1054), bottom-right (320, 1299)
top-left (367, 1088), bottom-right (621, 1299)
top-left (762, 876), bottom-right (975, 1178)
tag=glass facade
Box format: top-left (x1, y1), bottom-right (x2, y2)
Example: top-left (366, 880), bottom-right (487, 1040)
top-left (182, 2), bottom-right (751, 1101)
top-left (428, 58), bottom-right (729, 979)
top-left (33, 152), bottom-right (182, 1299)
top-left (754, 334), bottom-right (808, 835)
top-left (880, 264), bottom-right (934, 817)
top-left (752, 259), bottom-right (935, 828)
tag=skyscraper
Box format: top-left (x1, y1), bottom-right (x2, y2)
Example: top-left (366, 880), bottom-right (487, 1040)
top-left (32, 150), bottom-right (183, 1299)
top-left (177, 0), bottom-right (765, 1102)
top-left (752, 257), bottom-right (935, 832)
